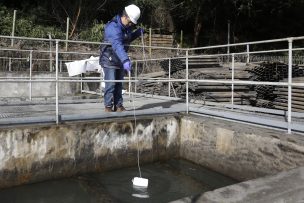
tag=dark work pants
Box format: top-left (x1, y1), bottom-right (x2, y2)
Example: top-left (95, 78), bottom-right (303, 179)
top-left (103, 67), bottom-right (124, 108)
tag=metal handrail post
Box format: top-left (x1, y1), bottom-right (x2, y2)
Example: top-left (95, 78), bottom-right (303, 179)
top-left (55, 40), bottom-right (59, 124)
top-left (135, 61), bottom-right (138, 93)
top-left (80, 74), bottom-right (83, 93)
top-left (49, 34), bottom-right (53, 72)
top-left (149, 28), bottom-right (152, 57)
top-left (29, 50), bottom-right (33, 100)
top-left (9, 58), bottom-right (12, 71)
top-left (186, 50), bottom-right (189, 114)
top-left (246, 44), bottom-right (250, 64)
top-left (128, 71), bottom-right (131, 99)
top-left (168, 58), bottom-right (171, 97)
top-left (60, 60), bottom-right (62, 72)
top-left (231, 53), bottom-right (235, 108)
top-left (287, 38), bottom-right (293, 134)
top-left (100, 73), bottom-right (103, 95)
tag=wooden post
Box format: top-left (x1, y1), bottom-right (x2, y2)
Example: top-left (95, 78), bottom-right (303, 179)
top-left (11, 10), bottom-right (17, 47)
top-left (180, 30), bottom-right (183, 48)
top-left (149, 28), bottom-right (152, 57)
top-left (227, 20), bottom-right (230, 63)
top-left (65, 17), bottom-right (70, 51)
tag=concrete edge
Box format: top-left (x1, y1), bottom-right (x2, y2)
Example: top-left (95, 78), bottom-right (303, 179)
top-left (171, 166), bottom-right (304, 203)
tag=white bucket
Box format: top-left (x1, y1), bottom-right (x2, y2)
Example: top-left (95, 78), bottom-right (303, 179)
top-left (132, 177), bottom-right (149, 188)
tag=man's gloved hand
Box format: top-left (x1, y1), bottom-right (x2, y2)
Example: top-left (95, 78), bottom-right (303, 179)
top-left (138, 28), bottom-right (144, 35)
top-left (123, 60), bottom-right (132, 72)
top-left (136, 28), bottom-right (144, 36)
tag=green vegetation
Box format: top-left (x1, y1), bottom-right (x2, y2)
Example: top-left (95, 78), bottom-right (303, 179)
top-left (1, 0), bottom-right (304, 46)
top-left (0, 5), bottom-right (64, 39)
top-left (79, 21), bottom-right (104, 42)
top-left (0, 4), bottom-right (104, 40)
top-left (0, 5), bottom-right (13, 35)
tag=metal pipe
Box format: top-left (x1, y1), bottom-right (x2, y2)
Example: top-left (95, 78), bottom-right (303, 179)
top-left (186, 50), bottom-right (189, 114)
top-left (55, 40), bottom-right (59, 124)
top-left (80, 74), bottom-right (83, 93)
top-left (2, 74), bottom-right (304, 88)
top-left (231, 53), bottom-right (235, 108)
top-left (60, 60), bottom-right (62, 72)
top-left (49, 34), bottom-right (53, 72)
top-left (2, 34), bottom-right (304, 51)
top-left (2, 46), bottom-right (304, 65)
top-left (133, 47), bottom-right (303, 63)
top-left (288, 38), bottom-right (293, 134)
top-left (29, 50), bottom-right (33, 100)
top-left (246, 44), bottom-right (250, 63)
top-left (9, 58), bottom-right (12, 71)
top-left (135, 61), bottom-right (138, 93)
top-left (189, 37), bottom-right (302, 51)
top-left (128, 71), bottom-right (131, 98)
top-left (187, 80), bottom-right (293, 86)
top-left (11, 10), bottom-right (17, 47)
top-left (2, 78), bottom-right (304, 87)
top-left (0, 47), bottom-right (99, 55)
top-left (168, 58), bottom-right (171, 97)
top-left (99, 73), bottom-right (103, 95)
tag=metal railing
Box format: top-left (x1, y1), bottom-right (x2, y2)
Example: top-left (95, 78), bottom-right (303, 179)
top-left (1, 35), bottom-right (304, 134)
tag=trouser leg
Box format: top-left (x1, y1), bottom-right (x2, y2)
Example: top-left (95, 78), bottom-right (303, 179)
top-left (114, 68), bottom-right (124, 107)
top-left (103, 67), bottom-right (116, 107)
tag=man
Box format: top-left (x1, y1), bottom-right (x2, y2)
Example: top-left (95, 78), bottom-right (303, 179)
top-left (99, 4), bottom-right (143, 112)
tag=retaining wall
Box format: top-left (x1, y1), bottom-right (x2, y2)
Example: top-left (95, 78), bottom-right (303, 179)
top-left (0, 72), bottom-right (81, 98)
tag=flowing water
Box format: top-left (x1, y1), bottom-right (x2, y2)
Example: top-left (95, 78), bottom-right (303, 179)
top-left (0, 159), bottom-right (237, 203)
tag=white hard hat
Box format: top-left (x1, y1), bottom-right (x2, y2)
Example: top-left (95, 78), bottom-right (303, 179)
top-left (125, 4), bottom-right (141, 24)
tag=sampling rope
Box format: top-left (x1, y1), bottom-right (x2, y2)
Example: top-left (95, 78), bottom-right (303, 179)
top-left (132, 30), bottom-right (146, 178)
top-left (132, 90), bottom-right (141, 177)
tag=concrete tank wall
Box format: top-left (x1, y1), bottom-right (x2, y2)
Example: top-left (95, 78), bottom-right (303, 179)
top-left (180, 115), bottom-right (304, 181)
top-left (1, 113), bottom-right (304, 189)
top-left (0, 116), bottom-right (180, 188)
top-left (0, 72), bottom-right (81, 98)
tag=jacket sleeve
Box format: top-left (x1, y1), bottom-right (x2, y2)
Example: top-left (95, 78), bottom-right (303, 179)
top-left (130, 28), bottom-right (142, 42)
top-left (106, 24), bottom-right (129, 63)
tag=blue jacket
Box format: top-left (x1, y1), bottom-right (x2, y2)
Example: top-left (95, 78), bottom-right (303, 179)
top-left (99, 15), bottom-right (141, 68)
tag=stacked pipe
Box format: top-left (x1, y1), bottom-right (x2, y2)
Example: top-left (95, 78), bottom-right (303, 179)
top-left (160, 56), bottom-right (221, 73)
top-left (137, 61), bottom-right (304, 108)
top-left (272, 77), bottom-right (304, 112)
top-left (170, 68), bottom-right (254, 104)
top-left (135, 71), bottom-right (168, 95)
top-left (247, 62), bottom-right (304, 81)
top-left (255, 85), bottom-right (276, 100)
top-left (246, 62), bottom-right (304, 111)
top-left (160, 58), bottom-right (184, 73)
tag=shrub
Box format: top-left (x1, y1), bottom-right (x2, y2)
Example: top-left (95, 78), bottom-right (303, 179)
top-left (79, 21), bottom-right (104, 42)
top-left (0, 5), bottom-right (13, 35)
